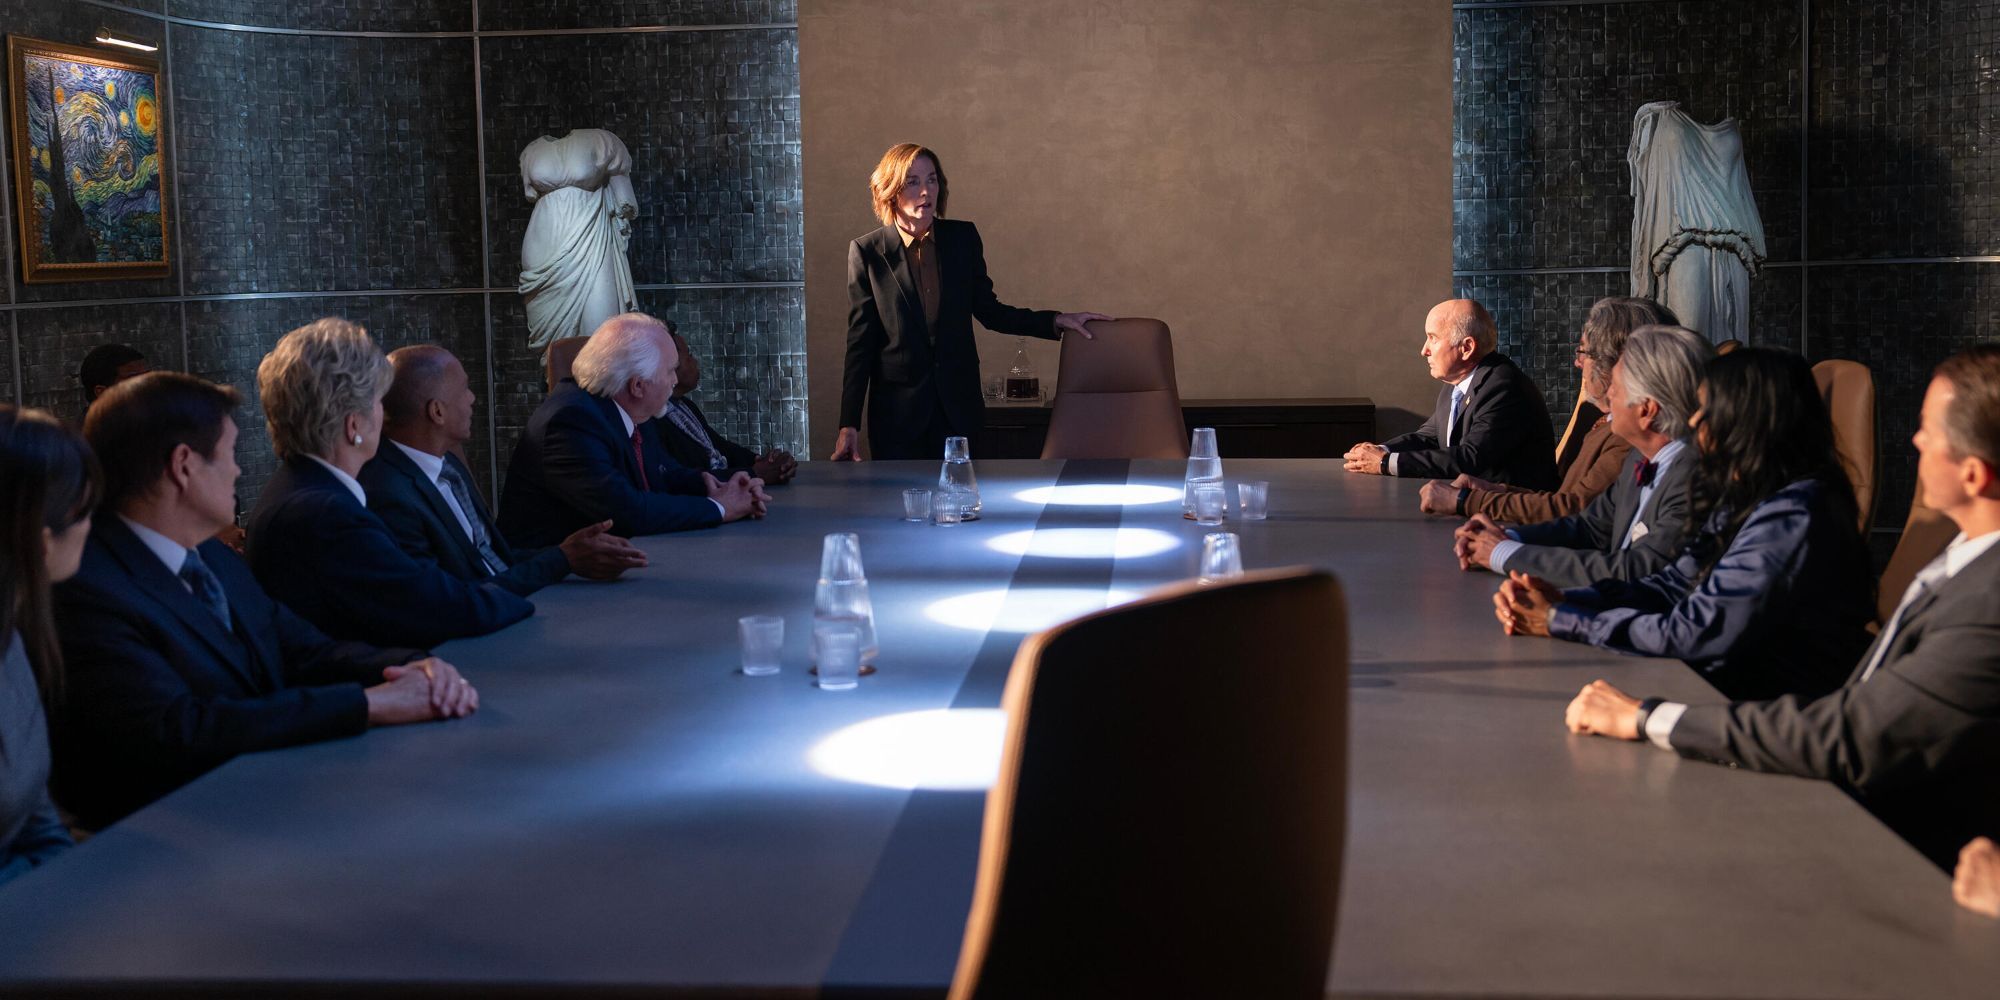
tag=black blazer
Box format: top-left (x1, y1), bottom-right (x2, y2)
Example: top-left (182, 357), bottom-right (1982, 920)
top-left (497, 382), bottom-right (720, 549)
top-left (246, 455), bottom-right (534, 647)
top-left (360, 443), bottom-right (571, 598)
top-left (51, 517), bottom-right (421, 828)
top-left (841, 219), bottom-right (1058, 459)
top-left (1667, 536), bottom-right (2000, 868)
top-left (1506, 445), bottom-right (1696, 587)
top-left (1381, 352), bottom-right (1559, 489)
top-left (658, 397), bottom-right (757, 479)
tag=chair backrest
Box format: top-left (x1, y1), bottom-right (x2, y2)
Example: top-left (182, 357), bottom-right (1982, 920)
top-left (545, 336), bottom-right (590, 393)
top-left (1553, 369), bottom-right (1603, 477)
top-left (1039, 318), bottom-right (1189, 460)
top-left (1813, 359), bottom-right (1878, 533)
top-left (950, 568), bottom-right (1348, 1000)
top-left (1877, 477), bottom-right (1960, 623)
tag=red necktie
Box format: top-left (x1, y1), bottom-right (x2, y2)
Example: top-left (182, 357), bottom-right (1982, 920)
top-left (632, 429), bottom-right (651, 491)
top-left (1633, 460), bottom-right (1657, 488)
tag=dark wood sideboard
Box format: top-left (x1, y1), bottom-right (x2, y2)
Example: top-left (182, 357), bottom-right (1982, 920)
top-left (981, 397), bottom-right (1375, 459)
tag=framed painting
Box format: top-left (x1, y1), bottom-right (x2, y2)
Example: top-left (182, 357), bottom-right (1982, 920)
top-left (7, 35), bottom-right (170, 282)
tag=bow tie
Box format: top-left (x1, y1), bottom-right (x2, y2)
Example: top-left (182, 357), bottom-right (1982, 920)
top-left (1633, 460), bottom-right (1658, 488)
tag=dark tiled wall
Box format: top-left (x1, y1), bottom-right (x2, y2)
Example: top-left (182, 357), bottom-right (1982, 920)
top-left (1454, 0), bottom-right (2000, 530)
top-left (4, 3), bottom-right (806, 511)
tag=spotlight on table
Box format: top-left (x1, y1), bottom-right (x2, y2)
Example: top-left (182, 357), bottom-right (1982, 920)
top-left (924, 587), bottom-right (1141, 633)
top-left (985, 528), bottom-right (1181, 559)
top-left (808, 709), bottom-right (1008, 790)
top-left (1012, 483), bottom-right (1182, 506)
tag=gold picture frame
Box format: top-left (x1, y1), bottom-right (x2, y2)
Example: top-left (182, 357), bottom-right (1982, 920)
top-left (8, 35), bottom-right (171, 282)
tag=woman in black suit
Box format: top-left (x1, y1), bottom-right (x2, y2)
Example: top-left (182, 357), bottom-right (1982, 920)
top-left (830, 143), bottom-right (1111, 461)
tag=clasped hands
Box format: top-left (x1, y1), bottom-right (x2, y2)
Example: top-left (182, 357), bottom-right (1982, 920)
top-left (1342, 442), bottom-right (1388, 475)
top-left (705, 470), bottom-right (772, 520)
top-left (1452, 513), bottom-right (1510, 571)
top-left (366, 656), bottom-right (478, 725)
top-left (752, 448), bottom-right (798, 485)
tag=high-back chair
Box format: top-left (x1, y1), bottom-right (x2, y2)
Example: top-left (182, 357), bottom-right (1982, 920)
top-left (1553, 371), bottom-right (1603, 480)
top-left (949, 568), bottom-right (1348, 1000)
top-left (1813, 359), bottom-right (1878, 533)
top-left (1039, 318), bottom-right (1189, 460)
top-left (1877, 478), bottom-right (1960, 624)
top-left (544, 336), bottom-right (590, 393)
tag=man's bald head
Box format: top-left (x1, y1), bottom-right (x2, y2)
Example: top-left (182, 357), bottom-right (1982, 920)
top-left (383, 345), bottom-right (455, 426)
top-left (381, 344), bottom-right (475, 452)
top-left (1421, 298), bottom-right (1496, 384)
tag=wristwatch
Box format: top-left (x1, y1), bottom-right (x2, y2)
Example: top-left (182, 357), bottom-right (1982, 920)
top-left (1454, 486), bottom-right (1471, 518)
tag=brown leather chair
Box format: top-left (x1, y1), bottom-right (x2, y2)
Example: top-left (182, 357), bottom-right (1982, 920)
top-left (1553, 370), bottom-right (1603, 478)
top-left (1715, 339), bottom-right (1744, 355)
top-left (1813, 359), bottom-right (1878, 533)
top-left (950, 568), bottom-right (1347, 1000)
top-left (544, 336), bottom-right (590, 393)
top-left (1876, 477), bottom-right (1959, 624)
top-left (1039, 318), bottom-right (1188, 460)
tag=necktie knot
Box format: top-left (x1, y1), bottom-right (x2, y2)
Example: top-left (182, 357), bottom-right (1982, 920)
top-left (1634, 460), bottom-right (1657, 488)
top-left (179, 548), bottom-right (232, 629)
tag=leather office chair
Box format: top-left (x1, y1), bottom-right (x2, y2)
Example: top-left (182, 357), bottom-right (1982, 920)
top-left (544, 336), bottom-right (590, 393)
top-left (950, 568), bottom-right (1348, 1000)
top-left (1039, 318), bottom-right (1189, 460)
top-left (1813, 359), bottom-right (1878, 533)
top-left (1715, 339), bottom-right (1743, 355)
top-left (1876, 477), bottom-right (1959, 624)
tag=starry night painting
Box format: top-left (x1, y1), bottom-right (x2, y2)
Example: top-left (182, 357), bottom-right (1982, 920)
top-left (8, 36), bottom-right (170, 282)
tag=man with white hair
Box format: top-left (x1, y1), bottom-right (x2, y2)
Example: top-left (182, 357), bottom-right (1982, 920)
top-left (498, 313), bottom-right (769, 548)
top-left (1344, 298), bottom-right (1559, 489)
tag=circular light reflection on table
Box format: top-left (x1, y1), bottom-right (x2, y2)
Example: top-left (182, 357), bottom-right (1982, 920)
top-left (808, 708), bottom-right (1008, 790)
top-left (924, 587), bottom-right (1143, 633)
top-left (1012, 483), bottom-right (1182, 506)
top-left (984, 527), bottom-right (1182, 559)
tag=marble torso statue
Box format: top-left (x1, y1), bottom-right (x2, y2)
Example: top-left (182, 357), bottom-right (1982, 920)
top-left (519, 129), bottom-right (639, 349)
top-left (1628, 102), bottom-right (1767, 345)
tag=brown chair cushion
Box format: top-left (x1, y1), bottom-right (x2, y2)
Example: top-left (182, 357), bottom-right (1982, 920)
top-left (1813, 359), bottom-right (1877, 533)
top-left (544, 336), bottom-right (590, 393)
top-left (1039, 317), bottom-right (1188, 460)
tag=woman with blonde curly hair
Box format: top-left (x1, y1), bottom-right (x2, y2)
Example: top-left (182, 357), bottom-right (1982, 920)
top-left (245, 317), bottom-right (530, 650)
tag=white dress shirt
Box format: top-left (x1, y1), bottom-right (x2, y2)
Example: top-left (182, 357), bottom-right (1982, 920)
top-left (390, 441), bottom-right (487, 559)
top-left (1388, 367), bottom-right (1481, 478)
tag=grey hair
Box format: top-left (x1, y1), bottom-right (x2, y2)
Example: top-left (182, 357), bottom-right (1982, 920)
top-left (1580, 296), bottom-right (1677, 401)
top-left (572, 312), bottom-right (667, 397)
top-left (1616, 324), bottom-right (1712, 439)
top-left (257, 317), bottom-right (393, 460)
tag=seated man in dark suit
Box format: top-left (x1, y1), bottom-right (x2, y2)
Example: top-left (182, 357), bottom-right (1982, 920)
top-left (53, 372), bottom-right (476, 829)
top-left (1343, 299), bottom-right (1559, 489)
top-left (1453, 325), bottom-right (1711, 587)
top-left (1565, 344), bottom-right (2000, 869)
top-left (361, 345), bottom-right (646, 596)
top-left (498, 312), bottom-right (769, 549)
top-left (657, 324), bottom-right (797, 485)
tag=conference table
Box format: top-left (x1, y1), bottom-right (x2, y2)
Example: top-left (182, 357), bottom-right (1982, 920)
top-left (2, 460), bottom-right (1996, 997)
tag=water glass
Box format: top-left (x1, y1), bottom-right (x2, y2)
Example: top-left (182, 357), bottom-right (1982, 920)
top-left (738, 615), bottom-right (783, 676)
top-left (933, 498), bottom-right (963, 526)
top-left (902, 488), bottom-right (932, 522)
top-left (981, 376), bottom-right (1005, 402)
top-left (1199, 532), bottom-right (1245, 584)
top-left (1193, 484), bottom-right (1228, 525)
top-left (1239, 480), bottom-right (1270, 520)
top-left (816, 624), bottom-right (862, 690)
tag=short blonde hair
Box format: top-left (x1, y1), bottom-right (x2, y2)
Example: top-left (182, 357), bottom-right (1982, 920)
top-left (257, 317), bottom-right (392, 460)
top-left (869, 143), bottom-right (947, 227)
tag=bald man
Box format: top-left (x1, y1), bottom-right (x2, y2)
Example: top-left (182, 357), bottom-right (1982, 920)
top-left (1344, 299), bottom-right (1558, 490)
top-left (359, 345), bottom-right (647, 596)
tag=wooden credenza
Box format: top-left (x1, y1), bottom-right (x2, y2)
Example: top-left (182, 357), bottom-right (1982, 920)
top-left (981, 397), bottom-right (1375, 459)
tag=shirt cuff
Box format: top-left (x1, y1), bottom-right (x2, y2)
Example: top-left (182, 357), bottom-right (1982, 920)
top-left (1644, 701), bottom-right (1686, 750)
top-left (1489, 539), bottom-right (1524, 575)
top-left (709, 498), bottom-right (727, 519)
top-left (1385, 453), bottom-right (1398, 477)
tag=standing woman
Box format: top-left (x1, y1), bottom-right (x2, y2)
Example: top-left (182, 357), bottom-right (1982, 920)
top-left (0, 406), bottom-right (96, 882)
top-left (831, 143), bottom-right (1112, 461)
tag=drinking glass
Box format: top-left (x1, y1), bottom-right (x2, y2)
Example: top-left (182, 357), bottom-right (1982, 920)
top-left (939, 435), bottom-right (982, 519)
top-left (815, 624), bottom-right (862, 690)
top-left (1183, 427), bottom-right (1222, 517)
top-left (738, 615), bottom-right (783, 676)
top-left (902, 488), bottom-right (932, 522)
top-left (933, 498), bottom-right (963, 526)
top-left (1239, 480), bottom-right (1270, 520)
top-left (1194, 484), bottom-right (1227, 525)
top-left (1199, 532), bottom-right (1245, 584)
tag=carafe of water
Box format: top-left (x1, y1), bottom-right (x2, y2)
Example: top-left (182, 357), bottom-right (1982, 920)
top-left (938, 435), bottom-right (982, 519)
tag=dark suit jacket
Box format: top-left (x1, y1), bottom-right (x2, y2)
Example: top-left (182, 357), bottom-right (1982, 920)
top-left (498, 382), bottom-right (721, 548)
top-left (1381, 352), bottom-right (1559, 489)
top-left (658, 396), bottom-right (757, 479)
top-left (360, 443), bottom-right (571, 597)
top-left (51, 517), bottom-right (422, 828)
top-left (247, 455), bottom-right (534, 647)
top-left (840, 219), bottom-right (1058, 459)
top-left (1503, 443), bottom-right (1695, 588)
top-left (1668, 536), bottom-right (2000, 869)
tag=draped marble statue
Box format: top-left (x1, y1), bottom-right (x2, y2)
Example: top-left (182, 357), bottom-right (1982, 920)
top-left (519, 130), bottom-right (639, 350)
top-left (1628, 102), bottom-right (1766, 346)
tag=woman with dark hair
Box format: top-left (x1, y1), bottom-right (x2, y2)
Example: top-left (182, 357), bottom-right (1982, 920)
top-left (0, 405), bottom-right (98, 882)
top-left (1494, 348), bottom-right (1876, 700)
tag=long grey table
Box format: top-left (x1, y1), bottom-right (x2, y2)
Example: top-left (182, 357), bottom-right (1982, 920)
top-left (2, 460), bottom-right (1995, 997)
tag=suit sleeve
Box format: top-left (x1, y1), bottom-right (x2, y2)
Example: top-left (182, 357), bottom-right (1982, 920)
top-left (268, 593), bottom-right (425, 687)
top-left (1385, 370), bottom-right (1546, 481)
top-left (542, 405), bottom-right (724, 537)
top-left (961, 224), bottom-right (1058, 340)
top-left (1, 789), bottom-right (72, 875)
top-left (298, 499), bottom-right (535, 647)
top-left (492, 548), bottom-right (572, 597)
top-left (841, 240), bottom-right (884, 429)
top-left (1505, 473), bottom-right (1691, 588)
top-left (1468, 433), bottom-right (1628, 524)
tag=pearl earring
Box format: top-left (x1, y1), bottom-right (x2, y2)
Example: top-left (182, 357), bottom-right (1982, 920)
top-left (351, 434), bottom-right (363, 446)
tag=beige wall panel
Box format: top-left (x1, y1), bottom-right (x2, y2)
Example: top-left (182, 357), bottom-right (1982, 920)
top-left (801, 0), bottom-right (1450, 455)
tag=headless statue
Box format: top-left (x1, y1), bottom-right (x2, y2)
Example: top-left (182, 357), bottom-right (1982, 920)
top-left (519, 129), bottom-right (639, 350)
top-left (1628, 102), bottom-right (1766, 346)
